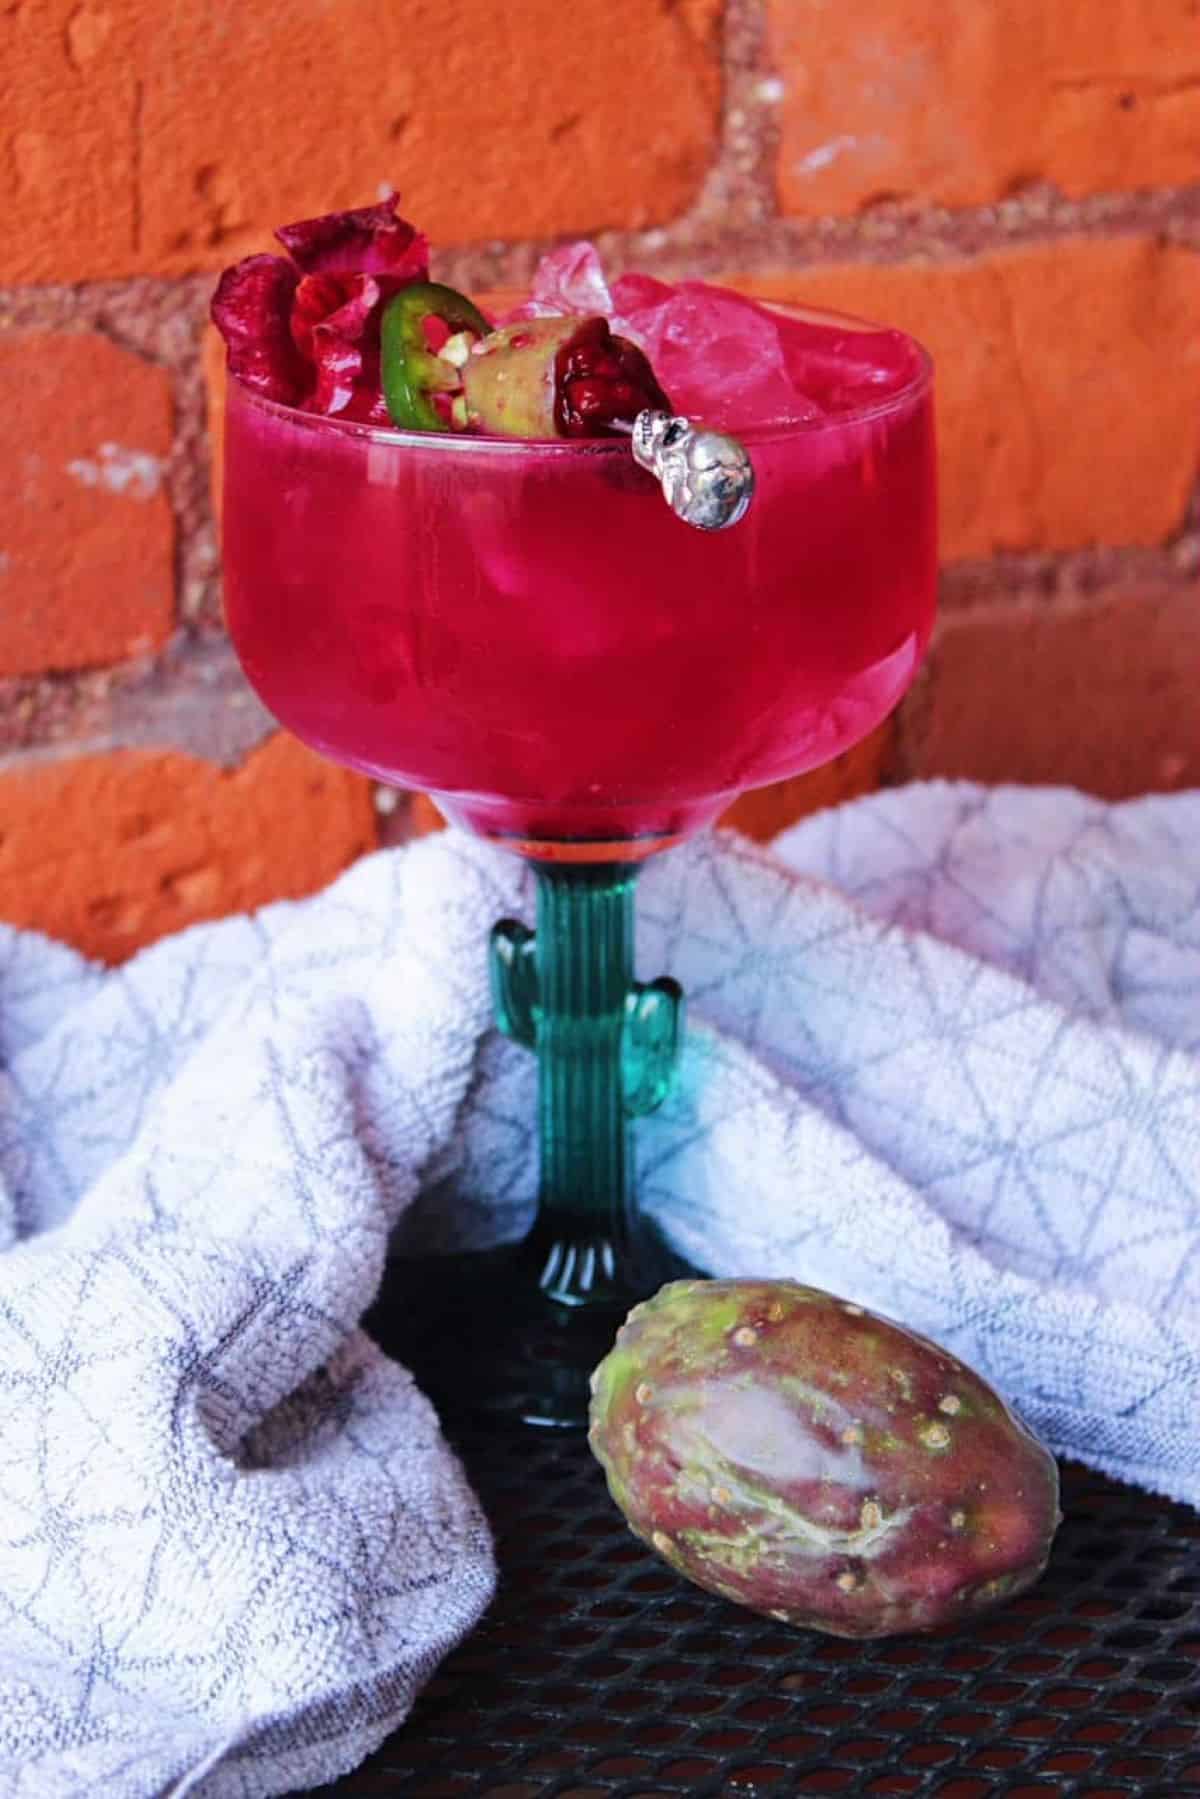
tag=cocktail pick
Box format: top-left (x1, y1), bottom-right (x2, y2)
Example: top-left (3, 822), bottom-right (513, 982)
top-left (627, 410), bottom-right (756, 532)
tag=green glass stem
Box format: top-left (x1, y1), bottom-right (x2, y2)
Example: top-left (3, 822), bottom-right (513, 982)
top-left (490, 862), bottom-right (684, 1311)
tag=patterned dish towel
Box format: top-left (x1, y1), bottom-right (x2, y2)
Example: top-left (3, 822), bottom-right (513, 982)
top-left (0, 782), bottom-right (1197, 1797)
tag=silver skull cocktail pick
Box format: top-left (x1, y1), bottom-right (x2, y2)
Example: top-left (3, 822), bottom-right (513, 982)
top-left (631, 410), bottom-right (756, 532)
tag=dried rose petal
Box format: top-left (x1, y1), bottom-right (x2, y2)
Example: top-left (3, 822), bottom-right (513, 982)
top-left (210, 254), bottom-right (305, 403)
top-left (306, 331), bottom-right (359, 417)
top-left (293, 269), bottom-right (431, 419)
top-left (340, 350), bottom-right (393, 426)
top-left (305, 276), bottom-right (380, 415)
top-left (289, 272), bottom-right (358, 362)
top-left (212, 197), bottom-right (442, 421)
top-left (276, 194), bottom-right (429, 280)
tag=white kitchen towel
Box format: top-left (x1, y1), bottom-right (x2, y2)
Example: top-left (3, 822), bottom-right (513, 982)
top-left (1, 781), bottom-right (1198, 1797)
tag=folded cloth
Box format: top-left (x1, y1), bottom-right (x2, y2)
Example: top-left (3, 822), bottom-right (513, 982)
top-left (1, 781), bottom-right (1198, 1796)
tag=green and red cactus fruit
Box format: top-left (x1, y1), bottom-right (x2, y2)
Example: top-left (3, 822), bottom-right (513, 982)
top-left (588, 1278), bottom-right (1061, 1638)
top-left (462, 314), bottom-right (671, 438)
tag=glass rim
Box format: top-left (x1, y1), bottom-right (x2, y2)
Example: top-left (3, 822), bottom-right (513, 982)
top-left (227, 299), bottom-right (934, 452)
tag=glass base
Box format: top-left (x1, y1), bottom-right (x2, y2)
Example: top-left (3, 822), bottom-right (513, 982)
top-left (370, 1224), bottom-right (698, 1430)
top-left (431, 791), bottom-right (730, 859)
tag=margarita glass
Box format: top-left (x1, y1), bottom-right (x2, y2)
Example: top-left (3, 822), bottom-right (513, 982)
top-left (222, 302), bottom-right (936, 1422)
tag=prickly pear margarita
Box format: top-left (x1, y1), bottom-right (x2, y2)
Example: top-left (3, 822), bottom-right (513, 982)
top-left (214, 198), bottom-right (937, 1422)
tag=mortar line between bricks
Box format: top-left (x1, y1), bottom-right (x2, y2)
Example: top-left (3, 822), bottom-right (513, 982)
top-left (938, 543), bottom-right (1200, 614)
top-left (440, 194), bottom-right (1200, 282)
top-left (0, 633), bottom-right (273, 770)
top-left (1, 188), bottom-right (1198, 316)
top-left (687, 0), bottom-right (778, 239)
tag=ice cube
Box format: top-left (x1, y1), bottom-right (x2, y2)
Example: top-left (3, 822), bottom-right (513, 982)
top-left (507, 241), bottom-right (617, 320)
top-left (768, 304), bottom-right (926, 415)
top-left (611, 277), bottom-right (822, 428)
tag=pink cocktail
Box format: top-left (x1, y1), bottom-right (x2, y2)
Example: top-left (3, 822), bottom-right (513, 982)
top-left (220, 269), bottom-right (935, 1422)
top-left (225, 307), bottom-right (934, 858)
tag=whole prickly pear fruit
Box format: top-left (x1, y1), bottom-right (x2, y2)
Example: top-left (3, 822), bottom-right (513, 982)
top-left (588, 1279), bottom-right (1060, 1638)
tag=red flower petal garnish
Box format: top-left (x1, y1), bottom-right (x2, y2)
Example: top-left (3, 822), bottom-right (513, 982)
top-left (212, 196), bottom-right (430, 418)
top-left (309, 332), bottom-right (363, 417)
top-left (305, 275), bottom-right (380, 416)
top-left (292, 271), bottom-right (425, 418)
top-left (210, 254), bottom-right (305, 404)
top-left (290, 272), bottom-right (377, 363)
top-left (276, 194), bottom-right (429, 280)
top-left (338, 351), bottom-right (393, 425)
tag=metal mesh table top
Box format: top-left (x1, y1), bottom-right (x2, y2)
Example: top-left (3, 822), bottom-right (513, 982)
top-left (324, 1416), bottom-right (1200, 1798)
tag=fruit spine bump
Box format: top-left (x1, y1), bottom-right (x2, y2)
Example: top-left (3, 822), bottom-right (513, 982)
top-left (588, 1278), bottom-right (1061, 1639)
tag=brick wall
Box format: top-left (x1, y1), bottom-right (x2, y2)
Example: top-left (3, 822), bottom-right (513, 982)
top-left (2, 0), bottom-right (1198, 961)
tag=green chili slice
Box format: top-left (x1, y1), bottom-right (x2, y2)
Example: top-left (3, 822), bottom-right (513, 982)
top-left (380, 281), bottom-right (490, 431)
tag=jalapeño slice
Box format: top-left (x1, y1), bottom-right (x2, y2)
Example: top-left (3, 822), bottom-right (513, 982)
top-left (380, 281), bottom-right (490, 432)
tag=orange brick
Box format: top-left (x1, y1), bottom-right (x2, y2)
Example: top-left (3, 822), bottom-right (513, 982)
top-left (0, 0), bottom-right (140, 283)
top-left (2, 0), bottom-right (721, 282)
top-left (902, 582), bottom-right (1200, 797)
top-left (203, 325), bottom-right (226, 527)
top-left (409, 792), bottom-right (448, 838)
top-left (737, 237), bottom-right (1200, 558)
top-left (767, 0), bottom-right (1200, 215)
top-left (0, 332), bottom-right (174, 677)
top-left (0, 733), bottom-right (377, 962)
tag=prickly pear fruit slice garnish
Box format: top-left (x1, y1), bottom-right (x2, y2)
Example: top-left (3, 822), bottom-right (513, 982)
top-left (462, 314), bottom-right (671, 439)
top-left (589, 1279), bottom-right (1061, 1639)
top-left (460, 317), bottom-right (577, 439)
top-left (380, 281), bottom-right (491, 431)
top-left (554, 314), bottom-right (672, 436)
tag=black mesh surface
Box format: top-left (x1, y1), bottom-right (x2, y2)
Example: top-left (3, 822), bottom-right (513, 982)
top-left (324, 1416), bottom-right (1200, 1797)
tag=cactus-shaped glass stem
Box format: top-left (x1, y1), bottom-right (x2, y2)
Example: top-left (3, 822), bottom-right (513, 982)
top-left (490, 862), bottom-right (685, 1313)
